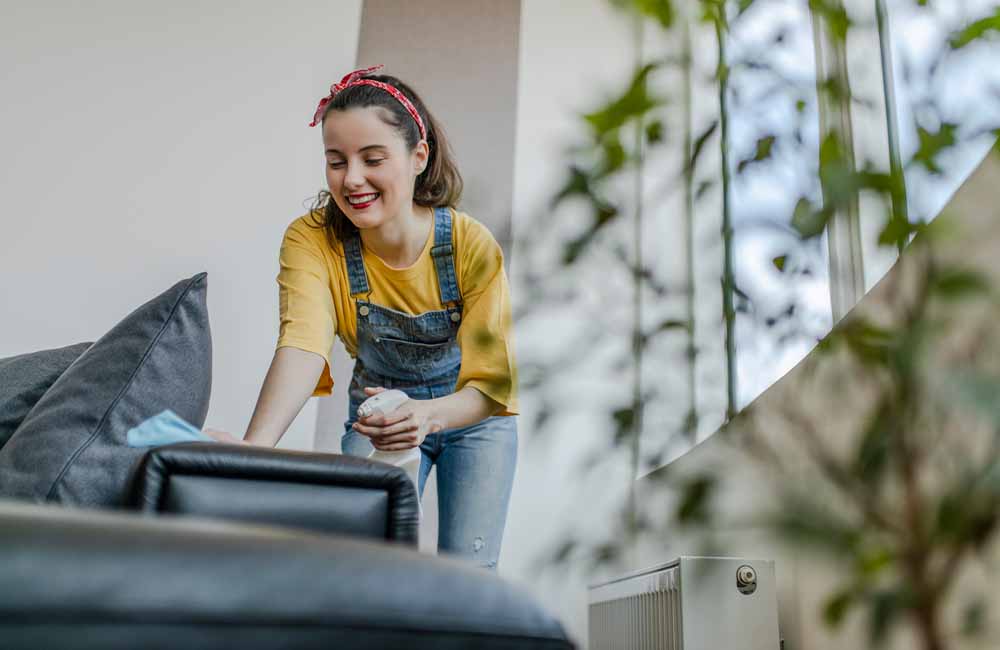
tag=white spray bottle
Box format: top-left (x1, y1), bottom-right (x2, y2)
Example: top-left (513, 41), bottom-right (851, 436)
top-left (357, 389), bottom-right (422, 511)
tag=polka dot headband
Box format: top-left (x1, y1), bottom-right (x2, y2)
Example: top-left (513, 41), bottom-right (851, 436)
top-left (308, 64), bottom-right (427, 141)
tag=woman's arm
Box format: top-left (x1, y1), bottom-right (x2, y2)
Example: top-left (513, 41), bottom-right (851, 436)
top-left (426, 385), bottom-right (503, 431)
top-left (241, 346), bottom-right (327, 447)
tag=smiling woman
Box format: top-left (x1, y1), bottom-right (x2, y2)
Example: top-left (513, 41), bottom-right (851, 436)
top-left (229, 65), bottom-right (520, 573)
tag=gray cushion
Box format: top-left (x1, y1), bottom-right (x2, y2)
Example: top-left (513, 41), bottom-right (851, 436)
top-left (0, 273), bottom-right (212, 507)
top-left (0, 343), bottom-right (92, 449)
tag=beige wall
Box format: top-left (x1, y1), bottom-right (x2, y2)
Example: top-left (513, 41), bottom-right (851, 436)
top-left (358, 0), bottom-right (520, 250)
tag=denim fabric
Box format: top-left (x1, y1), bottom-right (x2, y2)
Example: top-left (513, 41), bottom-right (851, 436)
top-left (342, 416), bottom-right (517, 570)
top-left (340, 207), bottom-right (518, 571)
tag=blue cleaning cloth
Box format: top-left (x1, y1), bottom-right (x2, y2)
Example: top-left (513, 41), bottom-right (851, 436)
top-left (127, 409), bottom-right (216, 447)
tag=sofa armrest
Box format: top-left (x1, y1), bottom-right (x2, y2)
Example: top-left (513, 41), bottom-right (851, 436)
top-left (123, 442), bottom-right (419, 546)
top-left (0, 499), bottom-right (575, 650)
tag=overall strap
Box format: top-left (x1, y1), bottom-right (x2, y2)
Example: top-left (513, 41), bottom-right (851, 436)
top-left (431, 206), bottom-right (462, 307)
top-left (343, 234), bottom-right (370, 296)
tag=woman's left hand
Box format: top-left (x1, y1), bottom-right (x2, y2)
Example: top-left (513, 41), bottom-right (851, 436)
top-left (202, 427), bottom-right (249, 445)
top-left (353, 386), bottom-right (445, 451)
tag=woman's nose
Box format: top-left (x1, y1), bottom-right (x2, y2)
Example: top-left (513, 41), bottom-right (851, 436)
top-left (343, 162), bottom-right (365, 189)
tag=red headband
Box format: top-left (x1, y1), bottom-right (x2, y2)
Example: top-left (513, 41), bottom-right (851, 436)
top-left (308, 64), bottom-right (427, 141)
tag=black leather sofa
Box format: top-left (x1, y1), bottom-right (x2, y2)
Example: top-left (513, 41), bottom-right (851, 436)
top-left (0, 442), bottom-right (575, 649)
top-left (0, 274), bottom-right (573, 647)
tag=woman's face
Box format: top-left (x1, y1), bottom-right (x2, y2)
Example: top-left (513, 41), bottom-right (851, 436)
top-left (322, 107), bottom-right (428, 230)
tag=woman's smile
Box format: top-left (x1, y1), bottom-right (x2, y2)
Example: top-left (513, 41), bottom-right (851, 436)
top-left (347, 192), bottom-right (381, 209)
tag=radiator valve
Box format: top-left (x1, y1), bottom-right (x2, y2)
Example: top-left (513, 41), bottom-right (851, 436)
top-left (736, 564), bottom-right (757, 595)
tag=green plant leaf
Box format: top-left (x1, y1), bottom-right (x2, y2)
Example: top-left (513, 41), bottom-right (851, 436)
top-left (682, 407), bottom-right (698, 441)
top-left (935, 467), bottom-right (1000, 547)
top-left (597, 134), bottom-right (628, 178)
top-left (591, 542), bottom-right (622, 567)
top-left (836, 318), bottom-right (895, 366)
top-left (612, 406), bottom-right (637, 446)
top-left (817, 75), bottom-right (850, 105)
top-left (809, 0), bottom-right (851, 42)
top-left (736, 0), bottom-right (756, 17)
top-left (823, 588), bottom-right (856, 628)
top-left (551, 166), bottom-right (593, 207)
top-left (853, 400), bottom-right (893, 486)
top-left (562, 202), bottom-right (619, 264)
top-left (791, 198), bottom-right (831, 239)
top-left (610, 0), bottom-right (675, 29)
top-left (688, 120), bottom-right (719, 173)
top-left (818, 133), bottom-right (856, 205)
top-left (675, 475), bottom-right (715, 524)
top-left (645, 119), bottom-right (665, 145)
top-left (695, 179), bottom-right (714, 201)
top-left (962, 598), bottom-right (987, 637)
top-left (912, 123), bottom-right (958, 175)
top-left (641, 319), bottom-right (689, 348)
top-left (767, 491), bottom-right (861, 552)
top-left (877, 214), bottom-right (919, 249)
top-left (699, 0), bottom-right (724, 25)
top-left (737, 135), bottom-right (776, 173)
top-left (949, 9), bottom-right (1000, 50)
top-left (583, 63), bottom-right (663, 137)
top-left (929, 269), bottom-right (991, 300)
top-left (868, 588), bottom-right (906, 644)
top-left (857, 545), bottom-right (894, 578)
top-left (552, 540), bottom-right (576, 564)
top-left (854, 168), bottom-right (896, 194)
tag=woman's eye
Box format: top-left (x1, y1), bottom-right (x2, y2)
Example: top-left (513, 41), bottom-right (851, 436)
top-left (365, 159), bottom-right (384, 166)
top-left (328, 161), bottom-right (346, 169)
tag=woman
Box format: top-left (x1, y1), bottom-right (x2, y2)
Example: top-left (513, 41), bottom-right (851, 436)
top-left (214, 65), bottom-right (518, 571)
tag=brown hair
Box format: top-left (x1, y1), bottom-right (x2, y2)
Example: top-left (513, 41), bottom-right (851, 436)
top-left (305, 74), bottom-right (463, 252)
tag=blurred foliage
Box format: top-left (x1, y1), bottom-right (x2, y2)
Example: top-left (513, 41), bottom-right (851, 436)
top-left (517, 1), bottom-right (1000, 648)
top-left (752, 233), bottom-right (1000, 648)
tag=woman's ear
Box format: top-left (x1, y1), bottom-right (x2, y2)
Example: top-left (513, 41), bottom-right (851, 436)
top-left (413, 140), bottom-right (430, 175)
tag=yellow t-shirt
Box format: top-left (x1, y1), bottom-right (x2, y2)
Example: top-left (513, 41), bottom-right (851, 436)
top-left (275, 207), bottom-right (518, 416)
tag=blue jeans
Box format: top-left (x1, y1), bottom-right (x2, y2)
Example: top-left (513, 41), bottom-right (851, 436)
top-left (342, 415), bottom-right (518, 571)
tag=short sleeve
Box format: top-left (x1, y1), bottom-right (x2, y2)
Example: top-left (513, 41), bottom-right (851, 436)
top-left (275, 221), bottom-right (337, 396)
top-left (455, 220), bottom-right (519, 415)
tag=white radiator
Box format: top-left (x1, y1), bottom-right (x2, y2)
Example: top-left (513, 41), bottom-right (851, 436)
top-left (588, 556), bottom-right (780, 649)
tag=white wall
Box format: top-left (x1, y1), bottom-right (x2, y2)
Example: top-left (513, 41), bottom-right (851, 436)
top-left (0, 0), bottom-right (363, 450)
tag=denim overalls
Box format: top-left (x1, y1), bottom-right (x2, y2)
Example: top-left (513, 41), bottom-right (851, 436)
top-left (340, 206), bottom-right (518, 571)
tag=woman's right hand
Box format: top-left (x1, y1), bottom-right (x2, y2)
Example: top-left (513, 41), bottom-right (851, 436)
top-left (241, 347), bottom-right (327, 448)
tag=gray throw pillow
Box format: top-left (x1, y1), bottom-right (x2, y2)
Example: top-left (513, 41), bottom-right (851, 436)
top-left (0, 272), bottom-right (212, 507)
top-left (0, 342), bottom-right (93, 449)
